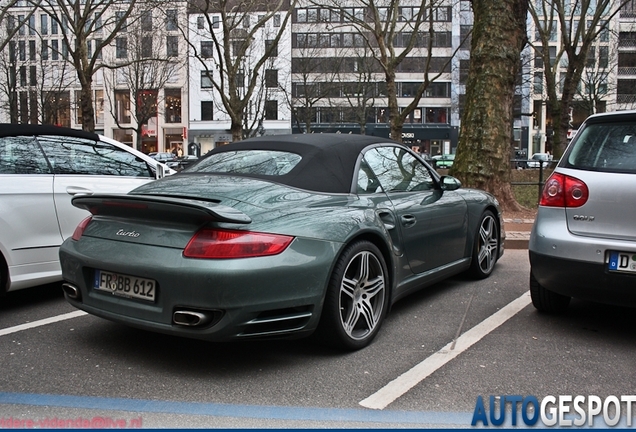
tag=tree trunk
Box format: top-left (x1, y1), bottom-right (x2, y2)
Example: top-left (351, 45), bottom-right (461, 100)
top-left (451, 0), bottom-right (528, 213)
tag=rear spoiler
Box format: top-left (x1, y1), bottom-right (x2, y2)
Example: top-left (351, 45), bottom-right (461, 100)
top-left (71, 194), bottom-right (251, 225)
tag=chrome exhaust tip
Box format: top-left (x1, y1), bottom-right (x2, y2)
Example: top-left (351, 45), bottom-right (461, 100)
top-left (173, 310), bottom-right (209, 327)
top-left (62, 283), bottom-right (81, 300)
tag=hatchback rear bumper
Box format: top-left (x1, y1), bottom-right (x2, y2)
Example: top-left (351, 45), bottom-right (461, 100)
top-left (529, 251), bottom-right (636, 307)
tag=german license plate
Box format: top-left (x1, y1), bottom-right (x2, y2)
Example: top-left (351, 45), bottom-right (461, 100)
top-left (94, 270), bottom-right (156, 301)
top-left (608, 251), bottom-right (636, 273)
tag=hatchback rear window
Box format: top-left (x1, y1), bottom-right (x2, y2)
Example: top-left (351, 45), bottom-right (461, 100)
top-left (188, 150), bottom-right (301, 176)
top-left (565, 122), bottom-right (636, 174)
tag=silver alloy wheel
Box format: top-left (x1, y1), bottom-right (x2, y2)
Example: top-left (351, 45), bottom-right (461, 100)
top-left (477, 214), bottom-right (498, 274)
top-left (338, 250), bottom-right (386, 341)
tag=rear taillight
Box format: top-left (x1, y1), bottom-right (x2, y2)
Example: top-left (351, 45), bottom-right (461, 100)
top-left (183, 228), bottom-right (294, 259)
top-left (71, 216), bottom-right (93, 241)
top-left (539, 172), bottom-right (589, 208)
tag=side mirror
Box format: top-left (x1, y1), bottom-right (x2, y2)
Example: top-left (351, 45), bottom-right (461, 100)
top-left (440, 175), bottom-right (461, 191)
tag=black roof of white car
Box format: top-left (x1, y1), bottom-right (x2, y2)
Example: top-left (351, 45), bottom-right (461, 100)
top-left (0, 123), bottom-right (99, 140)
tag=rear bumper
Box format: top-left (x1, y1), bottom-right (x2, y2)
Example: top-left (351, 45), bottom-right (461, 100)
top-left (529, 252), bottom-right (636, 307)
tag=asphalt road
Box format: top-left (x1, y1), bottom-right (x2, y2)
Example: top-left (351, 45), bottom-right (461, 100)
top-left (1, 249), bottom-right (635, 428)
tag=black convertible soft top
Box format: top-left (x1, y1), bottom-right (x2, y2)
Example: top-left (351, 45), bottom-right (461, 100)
top-left (203, 134), bottom-right (403, 194)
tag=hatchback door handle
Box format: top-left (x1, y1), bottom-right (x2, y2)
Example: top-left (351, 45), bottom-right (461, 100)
top-left (66, 186), bottom-right (94, 196)
top-left (401, 214), bottom-right (417, 227)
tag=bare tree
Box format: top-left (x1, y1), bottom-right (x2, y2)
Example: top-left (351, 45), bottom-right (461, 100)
top-left (287, 40), bottom-right (343, 134)
top-left (30, 0), bottom-right (143, 132)
top-left (529, 0), bottom-right (629, 157)
top-left (334, 47), bottom-right (380, 135)
top-left (187, 0), bottom-right (295, 142)
top-left (103, 17), bottom-right (183, 150)
top-left (451, 0), bottom-right (528, 213)
top-left (317, 0), bottom-right (461, 142)
top-left (0, 48), bottom-right (18, 122)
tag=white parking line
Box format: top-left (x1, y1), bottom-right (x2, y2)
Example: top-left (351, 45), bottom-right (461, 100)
top-left (359, 292), bottom-right (531, 410)
top-left (0, 310), bottom-right (88, 337)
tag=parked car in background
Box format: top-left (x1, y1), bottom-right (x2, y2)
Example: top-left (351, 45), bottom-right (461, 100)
top-left (526, 152), bottom-right (553, 168)
top-left (149, 152), bottom-right (176, 163)
top-left (529, 110), bottom-right (636, 312)
top-left (60, 134), bottom-right (503, 350)
top-left (432, 154), bottom-right (455, 169)
top-left (0, 124), bottom-right (174, 293)
top-left (167, 155), bottom-right (199, 171)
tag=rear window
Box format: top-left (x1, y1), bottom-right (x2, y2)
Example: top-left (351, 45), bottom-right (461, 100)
top-left (565, 122), bottom-right (636, 174)
top-left (188, 150), bottom-right (301, 176)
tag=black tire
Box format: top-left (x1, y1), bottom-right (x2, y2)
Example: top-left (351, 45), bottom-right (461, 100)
top-left (530, 272), bottom-right (570, 313)
top-left (469, 210), bottom-right (499, 279)
top-left (316, 240), bottom-right (389, 350)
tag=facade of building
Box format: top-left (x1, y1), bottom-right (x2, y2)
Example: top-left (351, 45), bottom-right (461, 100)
top-left (187, 3), bottom-right (293, 154)
top-left (0, 0), bottom-right (189, 155)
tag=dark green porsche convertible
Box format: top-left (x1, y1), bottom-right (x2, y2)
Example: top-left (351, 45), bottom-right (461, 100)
top-left (60, 134), bottom-right (504, 350)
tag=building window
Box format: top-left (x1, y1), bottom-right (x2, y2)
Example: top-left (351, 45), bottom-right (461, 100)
top-left (197, 16), bottom-right (205, 29)
top-left (40, 14), bottom-right (48, 34)
top-left (201, 71), bottom-right (213, 88)
top-left (273, 14), bottom-right (280, 27)
top-left (265, 69), bottom-right (278, 88)
top-left (533, 72), bottom-right (543, 94)
top-left (29, 66), bottom-right (36, 86)
top-left (116, 37), bottom-right (127, 59)
top-left (265, 100), bottom-right (278, 120)
top-left (19, 66), bottom-right (26, 87)
top-left (18, 40), bottom-right (25, 61)
top-left (28, 15), bottom-right (36, 35)
top-left (164, 89), bottom-right (181, 123)
top-left (116, 11), bottom-right (127, 31)
top-left (166, 9), bottom-right (178, 31)
top-left (141, 11), bottom-right (152, 31)
top-left (41, 40), bottom-right (48, 60)
top-left (141, 36), bottom-right (152, 58)
top-left (201, 41), bottom-right (214, 58)
top-left (94, 38), bottom-right (102, 59)
top-left (114, 90), bottom-right (131, 123)
top-left (51, 40), bottom-right (59, 60)
top-left (51, 17), bottom-right (58, 34)
top-left (213, 16), bottom-right (220, 28)
top-left (425, 107), bottom-right (448, 123)
top-left (265, 39), bottom-right (278, 57)
top-left (95, 89), bottom-right (104, 125)
top-left (166, 35), bottom-right (178, 57)
top-left (29, 40), bottom-right (36, 60)
top-left (201, 101), bottom-right (213, 120)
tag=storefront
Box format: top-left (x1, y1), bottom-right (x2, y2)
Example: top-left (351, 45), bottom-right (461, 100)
top-left (292, 124), bottom-right (459, 155)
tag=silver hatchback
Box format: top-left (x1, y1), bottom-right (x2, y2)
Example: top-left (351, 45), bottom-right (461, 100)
top-left (529, 111), bottom-right (636, 312)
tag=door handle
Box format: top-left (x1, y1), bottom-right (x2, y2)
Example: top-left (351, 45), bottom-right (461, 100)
top-left (66, 186), bottom-right (93, 196)
top-left (401, 214), bottom-right (417, 227)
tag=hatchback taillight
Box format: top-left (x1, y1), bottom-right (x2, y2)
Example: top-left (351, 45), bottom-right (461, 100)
top-left (183, 228), bottom-right (294, 259)
top-left (539, 172), bottom-right (589, 208)
top-left (71, 216), bottom-right (93, 241)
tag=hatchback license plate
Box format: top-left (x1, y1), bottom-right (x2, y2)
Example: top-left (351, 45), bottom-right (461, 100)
top-left (608, 251), bottom-right (636, 273)
top-left (94, 270), bottom-right (156, 301)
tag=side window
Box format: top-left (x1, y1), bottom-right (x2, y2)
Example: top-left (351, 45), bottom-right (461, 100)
top-left (356, 159), bottom-right (382, 194)
top-left (37, 136), bottom-right (153, 177)
top-left (364, 146), bottom-right (434, 192)
top-left (0, 136), bottom-right (51, 174)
